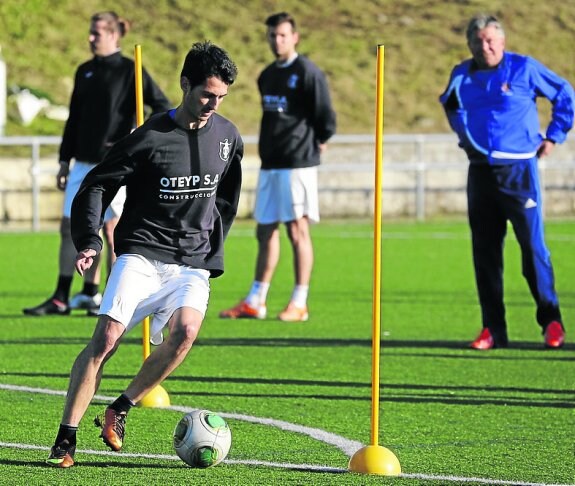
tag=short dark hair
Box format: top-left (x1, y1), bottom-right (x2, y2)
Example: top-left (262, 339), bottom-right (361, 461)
top-left (180, 41), bottom-right (238, 88)
top-left (265, 12), bottom-right (296, 31)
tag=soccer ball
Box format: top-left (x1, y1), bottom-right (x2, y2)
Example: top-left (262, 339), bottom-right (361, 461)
top-left (173, 410), bottom-right (232, 468)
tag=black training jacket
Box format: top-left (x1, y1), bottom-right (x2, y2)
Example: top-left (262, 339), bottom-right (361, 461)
top-left (257, 55), bottom-right (336, 169)
top-left (59, 51), bottom-right (171, 164)
top-left (71, 112), bottom-right (243, 278)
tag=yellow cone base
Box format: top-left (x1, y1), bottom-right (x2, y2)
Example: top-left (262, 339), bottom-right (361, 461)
top-left (348, 445), bottom-right (401, 475)
top-left (138, 385), bottom-right (171, 408)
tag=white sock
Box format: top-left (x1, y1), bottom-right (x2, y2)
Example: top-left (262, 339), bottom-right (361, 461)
top-left (290, 285), bottom-right (309, 308)
top-left (245, 281), bottom-right (270, 308)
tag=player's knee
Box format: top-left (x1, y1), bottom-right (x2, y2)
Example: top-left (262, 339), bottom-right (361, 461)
top-left (286, 221), bottom-right (310, 245)
top-left (170, 320), bottom-right (201, 350)
top-left (94, 341), bottom-right (115, 360)
top-left (90, 318), bottom-right (124, 358)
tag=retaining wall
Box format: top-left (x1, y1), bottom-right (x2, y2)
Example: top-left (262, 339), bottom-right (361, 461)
top-left (1, 134), bottom-right (574, 230)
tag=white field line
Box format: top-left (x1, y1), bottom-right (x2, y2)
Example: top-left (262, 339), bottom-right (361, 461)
top-left (0, 383), bottom-right (572, 486)
top-left (0, 441), bottom-right (569, 485)
top-left (0, 383), bottom-right (361, 456)
top-left (1, 384), bottom-right (571, 485)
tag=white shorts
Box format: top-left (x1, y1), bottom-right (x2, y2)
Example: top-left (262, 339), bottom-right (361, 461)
top-left (63, 161), bottom-right (126, 222)
top-left (99, 254), bottom-right (211, 345)
top-left (254, 167), bottom-right (319, 224)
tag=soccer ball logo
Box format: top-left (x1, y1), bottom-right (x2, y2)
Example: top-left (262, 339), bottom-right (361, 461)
top-left (173, 410), bottom-right (232, 468)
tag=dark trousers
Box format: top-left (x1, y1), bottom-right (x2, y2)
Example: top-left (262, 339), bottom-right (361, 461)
top-left (467, 159), bottom-right (562, 344)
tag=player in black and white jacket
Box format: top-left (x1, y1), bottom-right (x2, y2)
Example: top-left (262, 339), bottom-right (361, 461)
top-left (24, 11), bottom-right (171, 318)
top-left (72, 105), bottom-right (242, 277)
top-left (46, 41), bottom-right (243, 469)
top-left (220, 12), bottom-right (336, 323)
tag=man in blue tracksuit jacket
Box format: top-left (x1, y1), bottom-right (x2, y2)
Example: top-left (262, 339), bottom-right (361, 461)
top-left (439, 14), bottom-right (574, 350)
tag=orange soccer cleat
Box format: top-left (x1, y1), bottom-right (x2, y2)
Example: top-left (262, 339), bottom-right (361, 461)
top-left (95, 408), bottom-right (127, 452)
top-left (219, 300), bottom-right (267, 319)
top-left (278, 303), bottom-right (309, 322)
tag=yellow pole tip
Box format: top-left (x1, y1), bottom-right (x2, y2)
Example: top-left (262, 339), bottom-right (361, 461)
top-left (137, 385), bottom-right (171, 408)
top-left (348, 445), bottom-right (401, 476)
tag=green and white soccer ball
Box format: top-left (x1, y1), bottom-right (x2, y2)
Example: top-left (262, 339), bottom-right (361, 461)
top-left (173, 410), bottom-right (232, 468)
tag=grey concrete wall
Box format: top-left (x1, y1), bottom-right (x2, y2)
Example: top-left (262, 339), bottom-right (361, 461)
top-left (1, 133), bottom-right (574, 230)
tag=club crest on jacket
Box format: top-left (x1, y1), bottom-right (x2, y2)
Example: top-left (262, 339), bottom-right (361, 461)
top-left (219, 139), bottom-right (231, 161)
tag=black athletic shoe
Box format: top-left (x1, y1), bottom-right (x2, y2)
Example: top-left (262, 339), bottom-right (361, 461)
top-left (23, 298), bottom-right (70, 316)
top-left (46, 440), bottom-right (75, 468)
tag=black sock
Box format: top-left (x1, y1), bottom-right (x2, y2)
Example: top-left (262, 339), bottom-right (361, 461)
top-left (55, 424), bottom-right (77, 447)
top-left (53, 276), bottom-right (73, 303)
top-left (109, 394), bottom-right (135, 414)
top-left (81, 283), bottom-right (99, 297)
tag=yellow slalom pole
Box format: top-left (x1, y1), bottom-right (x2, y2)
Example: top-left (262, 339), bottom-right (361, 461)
top-left (134, 45), bottom-right (145, 128)
top-left (142, 315), bottom-right (151, 360)
top-left (134, 44), bottom-right (170, 408)
top-left (348, 45), bottom-right (401, 476)
top-left (370, 43), bottom-right (384, 451)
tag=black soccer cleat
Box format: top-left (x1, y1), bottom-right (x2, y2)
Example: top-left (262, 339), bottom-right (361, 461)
top-left (46, 440), bottom-right (76, 468)
top-left (23, 298), bottom-right (70, 316)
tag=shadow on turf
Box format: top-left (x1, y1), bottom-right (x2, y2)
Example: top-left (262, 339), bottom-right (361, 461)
top-left (163, 389), bottom-right (574, 409)
top-left (0, 458), bottom-right (347, 474)
top-left (0, 313), bottom-right (98, 318)
top-left (195, 337), bottom-right (575, 353)
top-left (3, 371), bottom-right (572, 408)
top-left (1, 335), bottom-right (572, 353)
top-left (0, 458), bottom-right (183, 469)
top-left (5, 370), bottom-right (574, 396)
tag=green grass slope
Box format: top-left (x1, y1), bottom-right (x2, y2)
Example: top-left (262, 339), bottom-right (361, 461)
top-left (0, 0), bottom-right (574, 136)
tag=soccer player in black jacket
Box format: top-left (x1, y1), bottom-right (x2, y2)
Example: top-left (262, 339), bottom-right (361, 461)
top-left (220, 12), bottom-right (336, 322)
top-left (24, 12), bottom-right (171, 317)
top-left (46, 41), bottom-right (243, 468)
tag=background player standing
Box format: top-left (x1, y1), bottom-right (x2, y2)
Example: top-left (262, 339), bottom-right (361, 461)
top-left (24, 11), bottom-right (171, 317)
top-left (220, 12), bottom-right (336, 322)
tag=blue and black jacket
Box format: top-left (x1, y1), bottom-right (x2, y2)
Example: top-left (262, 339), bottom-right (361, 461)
top-left (439, 52), bottom-right (575, 164)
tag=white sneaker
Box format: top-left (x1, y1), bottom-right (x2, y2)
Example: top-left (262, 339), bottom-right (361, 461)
top-left (69, 292), bottom-right (102, 310)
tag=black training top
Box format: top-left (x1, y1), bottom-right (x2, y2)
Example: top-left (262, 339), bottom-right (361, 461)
top-left (257, 55), bottom-right (336, 169)
top-left (59, 51), bottom-right (172, 164)
top-left (71, 111), bottom-right (243, 278)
